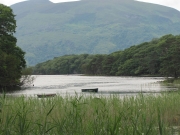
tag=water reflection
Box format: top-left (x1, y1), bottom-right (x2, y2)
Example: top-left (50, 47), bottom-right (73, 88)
top-left (8, 75), bottom-right (178, 96)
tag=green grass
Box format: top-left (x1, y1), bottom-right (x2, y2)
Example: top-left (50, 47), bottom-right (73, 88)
top-left (161, 78), bottom-right (180, 90)
top-left (0, 92), bottom-right (180, 134)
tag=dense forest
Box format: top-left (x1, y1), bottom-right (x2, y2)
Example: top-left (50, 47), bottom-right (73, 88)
top-left (33, 34), bottom-right (180, 78)
top-left (0, 4), bottom-right (26, 89)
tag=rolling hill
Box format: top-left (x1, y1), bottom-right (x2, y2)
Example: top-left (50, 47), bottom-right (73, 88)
top-left (11, 0), bottom-right (180, 65)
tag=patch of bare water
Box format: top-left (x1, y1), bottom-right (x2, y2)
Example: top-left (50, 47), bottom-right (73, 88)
top-left (8, 75), bottom-right (178, 97)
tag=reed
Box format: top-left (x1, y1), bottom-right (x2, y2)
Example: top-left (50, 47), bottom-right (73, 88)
top-left (0, 92), bottom-right (180, 134)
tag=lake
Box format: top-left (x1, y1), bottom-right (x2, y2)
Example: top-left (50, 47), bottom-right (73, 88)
top-left (9, 75), bottom-right (178, 97)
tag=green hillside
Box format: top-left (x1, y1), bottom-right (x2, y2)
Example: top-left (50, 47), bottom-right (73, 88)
top-left (33, 34), bottom-right (180, 78)
top-left (11, 0), bottom-right (180, 65)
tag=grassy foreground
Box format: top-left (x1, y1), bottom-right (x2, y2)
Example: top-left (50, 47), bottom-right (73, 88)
top-left (0, 93), bottom-right (180, 135)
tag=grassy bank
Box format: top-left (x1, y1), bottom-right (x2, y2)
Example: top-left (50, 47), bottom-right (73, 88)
top-left (0, 93), bottom-right (180, 135)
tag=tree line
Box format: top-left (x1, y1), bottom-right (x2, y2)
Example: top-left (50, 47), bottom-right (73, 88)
top-left (33, 34), bottom-right (180, 78)
top-left (0, 4), bottom-right (32, 90)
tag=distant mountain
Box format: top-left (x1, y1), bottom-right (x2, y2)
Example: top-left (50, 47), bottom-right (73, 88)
top-left (11, 0), bottom-right (180, 65)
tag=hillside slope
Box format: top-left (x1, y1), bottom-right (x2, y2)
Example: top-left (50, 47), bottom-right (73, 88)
top-left (11, 0), bottom-right (180, 65)
top-left (33, 34), bottom-right (180, 78)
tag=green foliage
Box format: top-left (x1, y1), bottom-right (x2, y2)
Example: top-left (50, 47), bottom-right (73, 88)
top-left (11, 0), bottom-right (180, 65)
top-left (0, 5), bottom-right (16, 36)
top-left (159, 35), bottom-right (180, 78)
top-left (33, 54), bottom-right (95, 75)
top-left (1, 93), bottom-right (180, 134)
top-left (33, 34), bottom-right (180, 78)
top-left (0, 4), bottom-right (26, 89)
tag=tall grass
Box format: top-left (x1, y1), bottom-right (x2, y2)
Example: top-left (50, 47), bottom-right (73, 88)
top-left (0, 92), bottom-right (180, 134)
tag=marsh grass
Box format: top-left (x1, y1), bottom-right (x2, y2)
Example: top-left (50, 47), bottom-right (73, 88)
top-left (162, 78), bottom-right (180, 87)
top-left (0, 92), bottom-right (180, 134)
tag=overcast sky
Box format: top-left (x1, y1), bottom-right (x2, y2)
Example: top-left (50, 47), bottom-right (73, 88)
top-left (0, 0), bottom-right (180, 11)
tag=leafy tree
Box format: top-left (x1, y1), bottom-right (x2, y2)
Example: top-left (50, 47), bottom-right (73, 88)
top-left (87, 55), bottom-right (106, 75)
top-left (102, 55), bottom-right (115, 75)
top-left (0, 4), bottom-right (26, 89)
top-left (159, 35), bottom-right (180, 78)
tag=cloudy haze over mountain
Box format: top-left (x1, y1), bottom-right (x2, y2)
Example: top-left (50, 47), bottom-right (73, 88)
top-left (0, 0), bottom-right (180, 11)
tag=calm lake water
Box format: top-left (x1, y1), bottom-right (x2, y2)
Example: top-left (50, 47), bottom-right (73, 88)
top-left (10, 75), bottom-right (178, 97)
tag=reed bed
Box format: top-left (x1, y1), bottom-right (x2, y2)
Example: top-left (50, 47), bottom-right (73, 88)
top-left (0, 92), bottom-right (180, 135)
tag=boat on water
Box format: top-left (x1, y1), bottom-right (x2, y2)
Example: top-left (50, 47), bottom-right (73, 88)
top-left (37, 94), bottom-right (56, 98)
top-left (81, 88), bottom-right (98, 93)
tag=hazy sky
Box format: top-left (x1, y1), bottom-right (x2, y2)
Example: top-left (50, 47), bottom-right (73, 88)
top-left (0, 0), bottom-right (180, 11)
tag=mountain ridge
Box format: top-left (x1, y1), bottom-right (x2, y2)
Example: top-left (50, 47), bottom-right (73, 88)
top-left (11, 0), bottom-right (180, 65)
